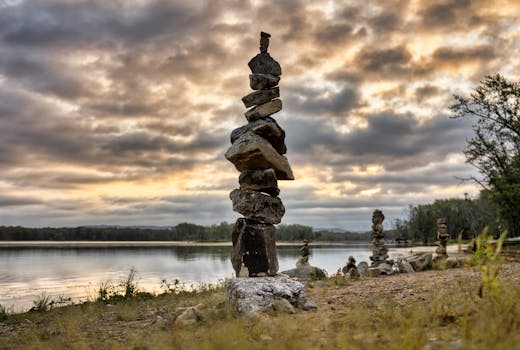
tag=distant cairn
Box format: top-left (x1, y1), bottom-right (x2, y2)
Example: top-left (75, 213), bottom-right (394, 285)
top-left (369, 209), bottom-right (388, 267)
top-left (226, 32), bottom-right (294, 277)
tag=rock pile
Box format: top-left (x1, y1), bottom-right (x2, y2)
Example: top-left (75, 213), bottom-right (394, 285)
top-left (369, 209), bottom-right (388, 267)
top-left (435, 218), bottom-right (449, 259)
top-left (226, 32), bottom-right (293, 277)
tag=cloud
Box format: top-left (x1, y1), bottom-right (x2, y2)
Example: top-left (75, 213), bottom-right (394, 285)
top-left (0, 0), bottom-right (517, 229)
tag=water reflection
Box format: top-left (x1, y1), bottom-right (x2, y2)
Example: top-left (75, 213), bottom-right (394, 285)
top-left (0, 245), bottom-right (370, 311)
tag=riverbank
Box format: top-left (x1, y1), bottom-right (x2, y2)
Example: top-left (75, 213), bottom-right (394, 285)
top-left (0, 241), bottom-right (372, 248)
top-left (1, 261), bottom-right (518, 349)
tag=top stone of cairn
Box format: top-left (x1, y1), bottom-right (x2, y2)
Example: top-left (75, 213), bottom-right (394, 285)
top-left (248, 32), bottom-right (282, 77)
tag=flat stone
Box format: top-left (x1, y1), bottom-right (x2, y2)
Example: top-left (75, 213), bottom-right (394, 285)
top-left (367, 267), bottom-right (381, 277)
top-left (225, 132), bottom-right (294, 180)
top-left (174, 307), bottom-right (199, 325)
top-left (245, 99), bottom-right (282, 122)
top-left (242, 87), bottom-right (280, 108)
top-left (248, 52), bottom-right (282, 76)
top-left (231, 218), bottom-right (278, 276)
top-left (230, 117), bottom-right (286, 155)
top-left (229, 189), bottom-right (285, 224)
top-left (280, 265), bottom-right (327, 280)
top-left (250, 73), bottom-right (280, 90)
top-left (408, 253), bottom-right (433, 272)
top-left (225, 275), bottom-right (306, 315)
top-left (239, 169), bottom-right (279, 196)
top-left (397, 258), bottom-right (415, 273)
top-left (378, 262), bottom-right (395, 275)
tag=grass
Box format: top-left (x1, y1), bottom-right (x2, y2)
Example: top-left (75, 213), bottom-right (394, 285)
top-left (1, 262), bottom-right (519, 350)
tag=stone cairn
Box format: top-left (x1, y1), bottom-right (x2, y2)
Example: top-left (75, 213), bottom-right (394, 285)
top-left (435, 218), bottom-right (449, 259)
top-left (225, 32), bottom-right (294, 277)
top-left (369, 209), bottom-right (388, 267)
top-left (296, 240), bottom-right (310, 267)
top-left (342, 256), bottom-right (360, 279)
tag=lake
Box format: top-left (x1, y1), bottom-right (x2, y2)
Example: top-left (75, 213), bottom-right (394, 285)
top-left (0, 244), bottom-right (372, 312)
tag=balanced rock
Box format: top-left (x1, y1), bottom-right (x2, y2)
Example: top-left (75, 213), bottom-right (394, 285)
top-left (225, 132), bottom-right (294, 180)
top-left (242, 87), bottom-right (280, 108)
top-left (230, 117), bottom-right (286, 155)
top-left (239, 168), bottom-right (279, 196)
top-left (248, 52), bottom-right (282, 76)
top-left (245, 99), bottom-right (282, 122)
top-left (225, 275), bottom-right (306, 315)
top-left (231, 218), bottom-right (278, 276)
top-left (230, 189), bottom-right (285, 224)
top-left (250, 73), bottom-right (280, 90)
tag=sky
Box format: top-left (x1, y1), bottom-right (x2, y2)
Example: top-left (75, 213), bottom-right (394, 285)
top-left (1, 0), bottom-right (519, 231)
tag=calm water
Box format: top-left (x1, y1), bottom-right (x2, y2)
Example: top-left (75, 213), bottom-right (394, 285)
top-left (0, 244), bottom-right (371, 311)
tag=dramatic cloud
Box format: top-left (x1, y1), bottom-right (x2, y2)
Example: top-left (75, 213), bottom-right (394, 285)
top-left (1, 0), bottom-right (519, 230)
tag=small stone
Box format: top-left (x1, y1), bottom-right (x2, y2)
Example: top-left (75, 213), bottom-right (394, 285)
top-left (260, 335), bottom-right (273, 341)
top-left (367, 267), bottom-right (381, 277)
top-left (239, 169), bottom-right (279, 196)
top-left (408, 253), bottom-right (433, 272)
top-left (225, 132), bottom-right (294, 180)
top-left (303, 299), bottom-right (318, 311)
top-left (245, 99), bottom-right (282, 122)
top-left (175, 307), bottom-right (199, 325)
top-left (273, 298), bottom-right (295, 314)
top-left (248, 52), bottom-right (282, 76)
top-left (348, 267), bottom-right (360, 279)
top-left (242, 87), bottom-right (280, 108)
top-left (229, 189), bottom-right (285, 224)
top-left (230, 117), bottom-right (286, 155)
top-left (378, 262), bottom-right (394, 275)
top-left (397, 258), bottom-right (415, 273)
top-left (357, 261), bottom-right (369, 277)
top-left (250, 73), bottom-right (280, 90)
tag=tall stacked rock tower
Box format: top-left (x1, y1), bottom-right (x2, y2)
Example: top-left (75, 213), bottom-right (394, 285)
top-left (369, 209), bottom-right (388, 267)
top-left (435, 218), bottom-right (449, 259)
top-left (225, 32), bottom-right (294, 277)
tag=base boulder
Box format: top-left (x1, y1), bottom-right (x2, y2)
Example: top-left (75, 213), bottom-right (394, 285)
top-left (226, 275), bottom-right (306, 315)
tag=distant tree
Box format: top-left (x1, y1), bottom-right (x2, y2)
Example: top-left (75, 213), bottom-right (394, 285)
top-left (451, 74), bottom-right (520, 236)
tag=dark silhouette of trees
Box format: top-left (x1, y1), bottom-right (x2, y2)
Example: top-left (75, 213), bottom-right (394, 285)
top-left (451, 74), bottom-right (520, 236)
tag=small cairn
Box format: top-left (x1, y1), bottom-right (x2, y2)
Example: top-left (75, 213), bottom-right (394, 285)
top-left (296, 240), bottom-right (310, 267)
top-left (435, 218), bottom-right (449, 259)
top-left (369, 209), bottom-right (388, 267)
top-left (226, 32), bottom-right (294, 277)
top-left (342, 256), bottom-right (360, 279)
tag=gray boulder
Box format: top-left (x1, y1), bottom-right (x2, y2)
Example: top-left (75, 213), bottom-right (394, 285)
top-left (239, 168), bottom-right (279, 196)
top-left (226, 275), bottom-right (306, 315)
top-left (225, 132), bottom-right (294, 180)
top-left (250, 73), bottom-right (280, 90)
top-left (248, 52), bottom-right (282, 76)
top-left (245, 99), bottom-right (282, 122)
top-left (378, 262), bottom-right (395, 275)
top-left (242, 87), bottom-right (280, 108)
top-left (397, 258), bottom-right (415, 273)
top-left (230, 117), bottom-right (286, 155)
top-left (229, 189), bottom-right (285, 224)
top-left (357, 261), bottom-right (369, 277)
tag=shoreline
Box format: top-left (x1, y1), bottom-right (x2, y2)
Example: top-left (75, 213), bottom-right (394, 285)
top-left (0, 240), bottom-right (373, 248)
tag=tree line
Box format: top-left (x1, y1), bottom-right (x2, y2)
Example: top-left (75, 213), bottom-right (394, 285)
top-left (393, 191), bottom-right (500, 245)
top-left (0, 222), bottom-right (371, 242)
